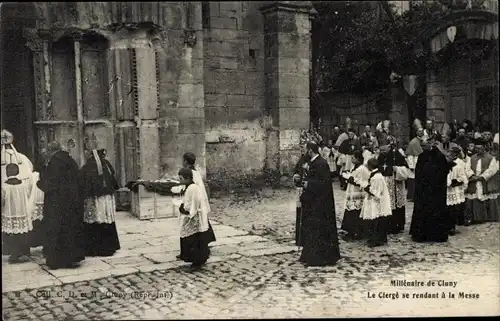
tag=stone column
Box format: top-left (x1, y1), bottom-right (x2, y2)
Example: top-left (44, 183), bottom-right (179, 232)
top-left (426, 69), bottom-right (447, 128)
top-left (261, 1), bottom-right (315, 176)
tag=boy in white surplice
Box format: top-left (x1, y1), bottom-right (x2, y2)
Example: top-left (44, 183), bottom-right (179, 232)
top-left (341, 151), bottom-right (370, 241)
top-left (446, 147), bottom-right (469, 235)
top-left (177, 167), bottom-right (211, 270)
top-left (2, 164), bottom-right (32, 263)
top-left (360, 158), bottom-right (392, 248)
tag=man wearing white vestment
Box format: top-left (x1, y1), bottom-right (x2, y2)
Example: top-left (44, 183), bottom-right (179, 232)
top-left (1, 130), bottom-right (33, 183)
top-left (2, 164), bottom-right (32, 263)
top-left (359, 158), bottom-right (392, 247)
top-left (446, 147), bottom-right (469, 235)
top-left (464, 138), bottom-right (499, 223)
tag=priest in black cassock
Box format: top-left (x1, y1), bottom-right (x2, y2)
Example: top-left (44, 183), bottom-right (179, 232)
top-left (37, 141), bottom-right (85, 269)
top-left (299, 142), bottom-right (340, 266)
top-left (410, 139), bottom-right (455, 243)
top-left (293, 143), bottom-right (310, 246)
top-left (377, 137), bottom-right (409, 234)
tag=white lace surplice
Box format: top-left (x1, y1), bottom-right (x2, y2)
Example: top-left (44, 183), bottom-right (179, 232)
top-left (179, 184), bottom-right (209, 238)
top-left (465, 157), bottom-right (499, 201)
top-left (446, 159), bottom-right (468, 206)
top-left (1, 150), bottom-right (33, 182)
top-left (406, 155), bottom-right (418, 179)
top-left (84, 195), bottom-right (117, 224)
top-left (2, 182), bottom-right (33, 234)
top-left (26, 172), bottom-right (44, 222)
top-left (384, 175), bottom-right (407, 209)
top-left (344, 165), bottom-right (370, 211)
top-left (192, 169), bottom-right (210, 232)
top-left (360, 172), bottom-right (392, 220)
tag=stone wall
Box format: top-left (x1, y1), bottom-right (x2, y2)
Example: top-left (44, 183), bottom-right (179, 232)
top-left (203, 2), bottom-right (268, 186)
top-left (318, 88), bottom-right (411, 145)
top-left (203, 1), bottom-right (314, 187)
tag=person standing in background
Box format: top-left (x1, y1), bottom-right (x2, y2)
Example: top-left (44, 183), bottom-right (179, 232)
top-left (406, 119), bottom-right (425, 202)
top-left (464, 138), bottom-right (499, 224)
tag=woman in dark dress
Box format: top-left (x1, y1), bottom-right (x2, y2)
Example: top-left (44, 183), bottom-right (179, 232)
top-left (79, 148), bottom-right (121, 257)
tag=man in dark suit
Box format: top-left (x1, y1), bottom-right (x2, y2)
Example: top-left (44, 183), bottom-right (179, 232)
top-left (298, 142), bottom-right (341, 266)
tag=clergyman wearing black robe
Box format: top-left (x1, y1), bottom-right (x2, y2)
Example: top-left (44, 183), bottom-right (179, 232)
top-left (410, 143), bottom-right (454, 243)
top-left (377, 146), bottom-right (409, 234)
top-left (79, 149), bottom-right (121, 257)
top-left (37, 142), bottom-right (85, 269)
top-left (299, 142), bottom-right (340, 266)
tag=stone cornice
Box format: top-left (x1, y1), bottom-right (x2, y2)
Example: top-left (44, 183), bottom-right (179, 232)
top-left (260, 1), bottom-right (316, 16)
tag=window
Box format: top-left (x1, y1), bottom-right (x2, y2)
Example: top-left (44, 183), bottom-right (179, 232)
top-left (202, 2), bottom-right (210, 29)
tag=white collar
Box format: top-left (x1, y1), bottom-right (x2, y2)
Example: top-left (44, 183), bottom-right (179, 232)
top-left (310, 154), bottom-right (319, 162)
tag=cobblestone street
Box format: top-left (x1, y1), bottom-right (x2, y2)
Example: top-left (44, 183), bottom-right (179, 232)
top-left (3, 182), bottom-right (500, 319)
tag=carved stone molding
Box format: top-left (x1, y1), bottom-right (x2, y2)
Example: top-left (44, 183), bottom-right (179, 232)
top-left (184, 30), bottom-right (197, 48)
top-left (22, 28), bottom-right (44, 52)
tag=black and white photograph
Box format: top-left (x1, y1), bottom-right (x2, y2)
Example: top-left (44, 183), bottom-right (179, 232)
top-left (1, 1), bottom-right (499, 319)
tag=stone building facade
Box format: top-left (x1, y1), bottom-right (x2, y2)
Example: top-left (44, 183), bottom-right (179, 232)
top-left (0, 2), bottom-right (315, 218)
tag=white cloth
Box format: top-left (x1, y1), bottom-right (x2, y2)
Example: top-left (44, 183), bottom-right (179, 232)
top-left (406, 155), bottom-right (418, 179)
top-left (362, 150), bottom-right (373, 165)
top-left (84, 195), bottom-right (117, 224)
top-left (1, 149), bottom-right (33, 182)
top-left (322, 147), bottom-right (336, 172)
top-left (2, 181), bottom-right (33, 234)
top-left (26, 172), bottom-right (44, 222)
top-left (494, 133), bottom-right (499, 145)
top-left (360, 172), bottom-right (392, 220)
top-left (465, 157), bottom-right (499, 201)
top-left (180, 183), bottom-right (209, 238)
top-left (446, 158), bottom-right (468, 206)
top-left (384, 175), bottom-right (407, 209)
top-left (344, 165), bottom-right (371, 211)
top-left (192, 169), bottom-right (210, 232)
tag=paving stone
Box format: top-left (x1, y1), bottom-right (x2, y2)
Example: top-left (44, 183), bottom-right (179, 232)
top-left (2, 185), bottom-right (499, 319)
top-left (210, 235), bottom-right (267, 247)
top-left (47, 260), bottom-right (113, 278)
top-left (143, 252), bottom-right (178, 264)
top-left (103, 255), bottom-right (153, 268)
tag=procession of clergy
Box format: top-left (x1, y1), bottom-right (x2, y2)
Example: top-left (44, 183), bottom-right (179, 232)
top-left (293, 118), bottom-right (499, 266)
top-left (1, 129), bottom-right (215, 271)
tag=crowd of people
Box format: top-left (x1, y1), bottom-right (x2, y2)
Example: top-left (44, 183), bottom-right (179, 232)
top-left (1, 130), bottom-right (216, 272)
top-left (293, 119), bottom-right (499, 267)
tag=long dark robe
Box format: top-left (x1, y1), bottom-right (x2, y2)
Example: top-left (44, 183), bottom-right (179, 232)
top-left (410, 148), bottom-right (454, 243)
top-left (294, 154), bottom-right (309, 246)
top-left (299, 156), bottom-right (340, 266)
top-left (37, 151), bottom-right (85, 268)
top-left (378, 149), bottom-right (408, 234)
top-left (79, 153), bottom-right (121, 257)
top-left (2, 178), bottom-right (31, 258)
